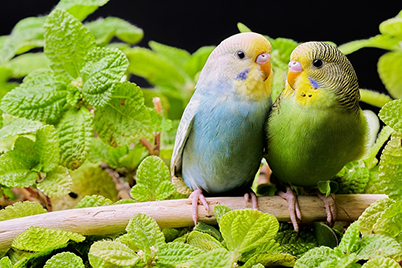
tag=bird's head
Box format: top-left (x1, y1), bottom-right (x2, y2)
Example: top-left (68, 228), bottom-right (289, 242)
top-left (284, 42), bottom-right (360, 110)
top-left (197, 32), bottom-right (272, 101)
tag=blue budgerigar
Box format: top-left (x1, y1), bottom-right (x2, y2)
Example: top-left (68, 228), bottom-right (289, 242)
top-left (170, 32), bottom-right (273, 224)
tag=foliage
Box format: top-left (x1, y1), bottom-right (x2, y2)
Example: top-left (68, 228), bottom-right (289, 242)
top-left (0, 0), bottom-right (401, 267)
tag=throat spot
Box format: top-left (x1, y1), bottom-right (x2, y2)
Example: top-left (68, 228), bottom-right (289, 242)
top-left (308, 77), bottom-right (320, 89)
top-left (236, 68), bottom-right (250, 81)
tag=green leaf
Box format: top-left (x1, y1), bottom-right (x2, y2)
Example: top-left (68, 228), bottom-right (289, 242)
top-left (271, 38), bottom-right (299, 69)
top-left (75, 194), bottom-right (113, 208)
top-left (0, 137), bottom-right (38, 188)
top-left (362, 257), bottom-right (400, 268)
top-left (88, 240), bottom-right (139, 267)
top-left (364, 126), bottom-right (394, 169)
top-left (220, 209), bottom-right (279, 254)
top-left (187, 231), bottom-right (224, 252)
top-left (34, 125), bottom-right (60, 172)
top-left (194, 222), bottom-right (222, 241)
top-left (44, 252), bottom-right (85, 268)
top-left (0, 17), bottom-right (46, 64)
top-left (359, 89), bottom-right (392, 108)
top-left (131, 156), bottom-right (175, 201)
top-left (44, 8), bottom-right (96, 81)
top-left (86, 17), bottom-right (143, 46)
top-left (57, 107), bottom-right (93, 170)
top-left (317, 181), bottom-right (331, 196)
top-left (123, 213), bottom-right (165, 258)
top-left (338, 35), bottom-right (401, 55)
top-left (214, 205), bottom-right (232, 225)
top-left (358, 198), bottom-right (396, 235)
top-left (0, 257), bottom-right (12, 268)
top-left (81, 47), bottom-right (129, 107)
top-left (5, 53), bottom-right (50, 78)
top-left (338, 221), bottom-right (360, 254)
top-left (190, 248), bottom-right (232, 268)
top-left (378, 51), bottom-right (402, 99)
top-left (0, 69), bottom-right (69, 123)
top-left (184, 46), bottom-right (215, 79)
top-left (149, 41), bottom-right (191, 68)
top-left (379, 17), bottom-right (402, 37)
top-left (373, 200), bottom-right (402, 237)
top-left (127, 47), bottom-right (186, 88)
top-left (313, 222), bottom-right (338, 248)
top-left (378, 132), bottom-right (402, 200)
top-left (37, 166), bottom-right (72, 197)
top-left (0, 201), bottom-right (47, 221)
top-left (0, 118), bottom-right (43, 141)
top-left (158, 242), bottom-right (204, 265)
top-left (357, 234), bottom-right (401, 259)
top-left (339, 166), bottom-right (370, 194)
top-left (379, 99), bottom-right (402, 132)
top-left (12, 226), bottom-right (85, 252)
top-left (293, 246), bottom-right (338, 268)
top-left (237, 22), bottom-right (252, 32)
top-left (56, 0), bottom-right (110, 21)
top-left (94, 82), bottom-right (152, 147)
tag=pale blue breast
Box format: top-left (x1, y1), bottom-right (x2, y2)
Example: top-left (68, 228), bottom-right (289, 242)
top-left (182, 83), bottom-right (271, 194)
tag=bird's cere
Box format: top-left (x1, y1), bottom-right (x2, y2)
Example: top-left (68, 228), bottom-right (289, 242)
top-left (288, 60), bottom-right (303, 73)
top-left (256, 52), bottom-right (270, 65)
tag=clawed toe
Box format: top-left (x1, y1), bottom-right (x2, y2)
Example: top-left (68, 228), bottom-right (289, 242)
top-left (189, 188), bottom-right (209, 225)
top-left (278, 186), bottom-right (302, 232)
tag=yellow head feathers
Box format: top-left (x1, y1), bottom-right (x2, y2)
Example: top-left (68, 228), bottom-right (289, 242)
top-left (197, 32), bottom-right (273, 100)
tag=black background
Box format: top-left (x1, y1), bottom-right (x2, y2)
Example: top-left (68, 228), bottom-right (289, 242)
top-left (1, 1), bottom-right (401, 99)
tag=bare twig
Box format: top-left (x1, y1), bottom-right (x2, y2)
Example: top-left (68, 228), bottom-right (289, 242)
top-left (100, 163), bottom-right (132, 199)
top-left (0, 194), bottom-right (386, 250)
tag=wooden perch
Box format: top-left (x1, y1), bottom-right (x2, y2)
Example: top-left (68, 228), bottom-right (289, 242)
top-left (0, 194), bottom-right (386, 250)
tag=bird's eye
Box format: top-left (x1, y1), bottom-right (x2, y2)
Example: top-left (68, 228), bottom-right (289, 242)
top-left (312, 59), bottom-right (324, 68)
top-left (236, 50), bottom-right (246, 59)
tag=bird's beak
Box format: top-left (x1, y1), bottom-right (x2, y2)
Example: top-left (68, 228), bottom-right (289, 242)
top-left (287, 60), bottom-right (303, 89)
top-left (256, 52), bottom-right (271, 81)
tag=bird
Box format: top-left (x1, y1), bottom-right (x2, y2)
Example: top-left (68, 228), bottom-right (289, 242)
top-left (265, 41), bottom-right (367, 231)
top-left (170, 32), bottom-right (273, 224)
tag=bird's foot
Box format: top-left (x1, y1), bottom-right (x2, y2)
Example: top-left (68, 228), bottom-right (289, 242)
top-left (278, 186), bottom-right (302, 232)
top-left (189, 188), bottom-right (209, 226)
top-left (244, 191), bottom-right (258, 209)
top-left (317, 192), bottom-right (336, 227)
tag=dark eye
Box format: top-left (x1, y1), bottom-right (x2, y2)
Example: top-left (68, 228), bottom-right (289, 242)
top-left (237, 50), bottom-right (246, 59)
top-left (312, 59), bottom-right (324, 68)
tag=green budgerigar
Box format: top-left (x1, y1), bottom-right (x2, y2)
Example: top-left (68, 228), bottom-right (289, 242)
top-left (266, 42), bottom-right (368, 231)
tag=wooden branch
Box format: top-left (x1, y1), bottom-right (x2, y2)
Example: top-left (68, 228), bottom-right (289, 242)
top-left (0, 194), bottom-right (386, 250)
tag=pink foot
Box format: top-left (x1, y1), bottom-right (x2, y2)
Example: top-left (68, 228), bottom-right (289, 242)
top-left (244, 191), bottom-right (258, 209)
top-left (317, 192), bottom-right (336, 226)
top-left (189, 188), bottom-right (209, 225)
top-left (278, 186), bottom-right (302, 232)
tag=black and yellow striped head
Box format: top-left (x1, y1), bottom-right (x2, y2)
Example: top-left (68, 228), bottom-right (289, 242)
top-left (285, 42), bottom-right (360, 110)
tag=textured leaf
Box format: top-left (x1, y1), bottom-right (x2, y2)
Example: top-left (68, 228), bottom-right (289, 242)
top-left (373, 200), bottom-right (402, 237)
top-left (339, 166), bottom-right (370, 194)
top-left (271, 38), bottom-right (299, 69)
top-left (149, 41), bottom-right (191, 67)
top-left (44, 8), bottom-right (96, 81)
top-left (56, 0), bottom-right (110, 21)
top-left (57, 107), bottom-right (93, 170)
top-left (0, 69), bottom-right (69, 123)
top-left (5, 53), bottom-right (50, 78)
top-left (243, 252), bottom-right (296, 268)
top-left (37, 166), bottom-right (72, 197)
top-left (127, 47), bottom-right (186, 88)
top-left (378, 51), bottom-right (402, 98)
top-left (220, 209), bottom-right (279, 253)
top-left (184, 46), bottom-right (214, 79)
top-left (94, 82), bottom-right (151, 147)
top-left (34, 125), bottom-right (60, 172)
top-left (12, 226), bottom-right (85, 252)
top-left (358, 198), bottom-right (396, 235)
top-left (359, 89), bottom-right (393, 108)
top-left (75, 194), bottom-right (113, 208)
top-left (338, 221), bottom-right (360, 254)
top-left (362, 257), bottom-right (400, 268)
top-left (0, 257), bottom-right (12, 268)
top-left (379, 99), bottom-right (402, 132)
top-left (88, 240), bottom-right (139, 267)
top-left (187, 231), bottom-right (224, 252)
top-left (131, 156), bottom-right (175, 201)
top-left (293, 246), bottom-right (338, 268)
top-left (378, 132), bottom-right (402, 199)
top-left (0, 17), bottom-right (46, 64)
top-left (214, 205), bottom-right (232, 225)
top-left (125, 213), bottom-right (165, 250)
top-left (275, 225), bottom-right (318, 258)
top-left (338, 35), bottom-right (401, 54)
top-left (0, 137), bottom-right (38, 188)
top-left (0, 118), bottom-right (43, 141)
top-left (357, 234), bottom-right (401, 259)
top-left (158, 242), bottom-right (203, 265)
top-left (364, 125), bottom-right (394, 169)
top-left (81, 47), bottom-right (129, 107)
top-left (379, 17), bottom-right (402, 37)
top-left (44, 252), bottom-right (85, 268)
top-left (0, 201), bottom-right (47, 221)
top-left (190, 248), bottom-right (232, 268)
top-left (85, 17), bottom-right (143, 46)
